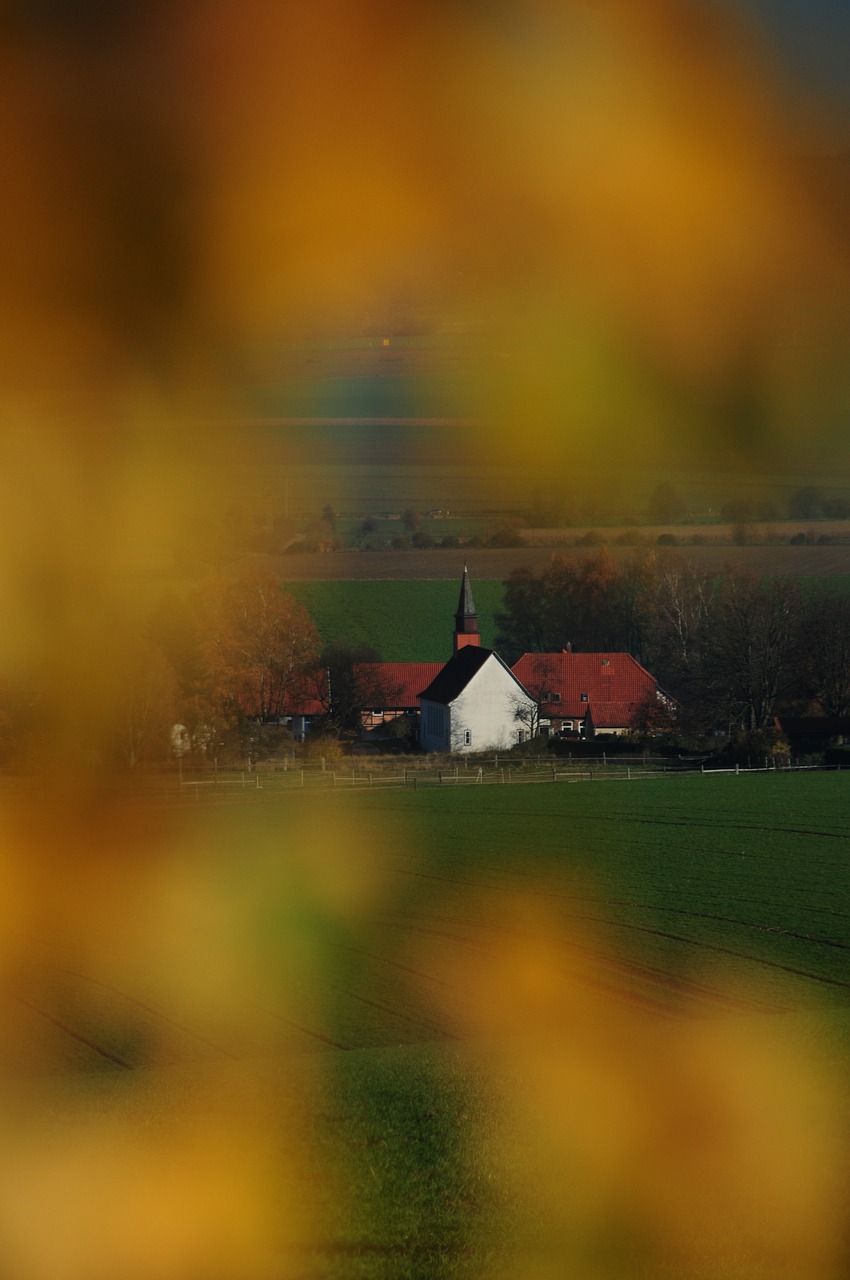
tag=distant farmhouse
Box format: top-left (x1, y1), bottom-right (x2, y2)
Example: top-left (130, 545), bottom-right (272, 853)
top-left (341, 567), bottom-right (667, 753)
top-left (512, 649), bottom-right (661, 739)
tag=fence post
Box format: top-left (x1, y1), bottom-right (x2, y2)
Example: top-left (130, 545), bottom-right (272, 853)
top-left (301, 768), bottom-right (304, 787)
top-left (255, 773), bottom-right (260, 789)
top-left (241, 771), bottom-right (245, 789)
top-left (589, 767), bottom-right (593, 781)
top-left (627, 766), bottom-right (631, 780)
top-left (552, 766), bottom-right (556, 782)
top-left (439, 770), bottom-right (442, 785)
top-left (735, 762), bottom-right (740, 775)
top-left (603, 751), bottom-right (606, 766)
top-left (413, 775), bottom-right (417, 791)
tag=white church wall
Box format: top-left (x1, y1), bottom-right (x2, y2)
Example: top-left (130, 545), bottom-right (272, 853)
top-left (448, 655), bottom-right (535, 754)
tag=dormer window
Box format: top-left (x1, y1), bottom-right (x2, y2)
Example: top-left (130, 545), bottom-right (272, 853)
top-left (551, 692), bottom-right (561, 703)
top-left (581, 693), bottom-right (588, 702)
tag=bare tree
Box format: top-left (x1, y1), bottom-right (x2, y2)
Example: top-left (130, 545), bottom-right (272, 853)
top-left (708, 567), bottom-right (801, 731)
top-left (510, 658), bottom-right (558, 742)
top-left (798, 590), bottom-right (850, 716)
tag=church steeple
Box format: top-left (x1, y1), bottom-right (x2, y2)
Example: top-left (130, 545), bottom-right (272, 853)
top-left (453, 564), bottom-right (480, 653)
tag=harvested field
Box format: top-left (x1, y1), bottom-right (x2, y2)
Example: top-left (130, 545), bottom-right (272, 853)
top-left (272, 542), bottom-right (850, 580)
top-left (522, 519), bottom-right (850, 546)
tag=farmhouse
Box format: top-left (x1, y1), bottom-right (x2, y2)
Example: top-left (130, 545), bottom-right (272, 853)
top-left (511, 649), bottom-right (664, 738)
top-left (419, 645), bottom-right (536, 753)
top-left (293, 566), bottom-right (668, 751)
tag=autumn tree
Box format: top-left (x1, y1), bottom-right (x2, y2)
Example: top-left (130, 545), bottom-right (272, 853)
top-left (190, 569), bottom-right (320, 724)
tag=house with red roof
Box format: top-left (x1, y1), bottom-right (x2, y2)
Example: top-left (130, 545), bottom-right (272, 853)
top-left (301, 566), bottom-right (668, 749)
top-left (354, 662), bottom-right (444, 730)
top-left (510, 649), bottom-right (664, 738)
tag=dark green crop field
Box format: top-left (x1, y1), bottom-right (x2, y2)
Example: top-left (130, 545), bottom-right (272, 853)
top-left (218, 770), bottom-right (850, 1276)
top-left (287, 578), bottom-right (505, 658)
top-left (334, 770), bottom-right (850, 1016)
top-left (27, 772), bottom-right (850, 1279)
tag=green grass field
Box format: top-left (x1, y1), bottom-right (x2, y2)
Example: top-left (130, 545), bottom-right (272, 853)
top-left (287, 578), bottom-right (505, 658)
top-left (23, 772), bottom-right (850, 1277)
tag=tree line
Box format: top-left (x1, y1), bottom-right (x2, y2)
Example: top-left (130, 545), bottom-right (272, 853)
top-left (496, 549), bottom-right (850, 741)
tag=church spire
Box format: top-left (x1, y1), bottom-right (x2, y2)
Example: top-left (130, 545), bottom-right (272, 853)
top-left (453, 564), bottom-right (480, 653)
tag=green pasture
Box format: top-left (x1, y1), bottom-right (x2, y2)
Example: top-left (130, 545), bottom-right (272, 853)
top-left (159, 771), bottom-right (850, 1274)
top-left (287, 578), bottom-right (505, 659)
top-left (337, 770), bottom-right (850, 1007)
top-left (26, 771), bottom-right (850, 1277)
top-left (239, 771), bottom-right (850, 1274)
top-left (285, 574), bottom-right (850, 663)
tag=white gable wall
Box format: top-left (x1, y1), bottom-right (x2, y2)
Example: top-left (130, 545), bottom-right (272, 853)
top-left (421, 653), bottom-right (536, 754)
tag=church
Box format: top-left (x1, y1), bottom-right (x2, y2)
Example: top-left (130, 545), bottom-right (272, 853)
top-left (353, 566), bottom-right (665, 753)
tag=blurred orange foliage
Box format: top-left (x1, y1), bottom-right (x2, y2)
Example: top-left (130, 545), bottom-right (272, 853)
top-left (0, 1), bottom-right (846, 1275)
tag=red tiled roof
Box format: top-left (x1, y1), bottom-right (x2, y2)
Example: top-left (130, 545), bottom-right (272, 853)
top-left (354, 662), bottom-right (445, 709)
top-left (587, 701), bottom-right (644, 729)
top-left (511, 651), bottom-right (657, 720)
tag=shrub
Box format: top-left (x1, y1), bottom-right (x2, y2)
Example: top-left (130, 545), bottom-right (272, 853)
top-left (488, 524), bottom-right (526, 548)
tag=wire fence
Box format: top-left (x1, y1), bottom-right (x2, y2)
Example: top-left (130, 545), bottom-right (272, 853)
top-left (159, 753), bottom-right (843, 802)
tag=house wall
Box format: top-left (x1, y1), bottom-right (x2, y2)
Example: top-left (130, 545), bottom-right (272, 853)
top-left (420, 699), bottom-right (451, 751)
top-left (450, 659), bottom-right (535, 752)
top-left (421, 656), bottom-right (536, 754)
